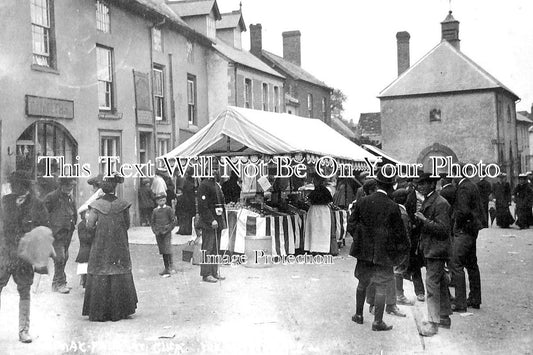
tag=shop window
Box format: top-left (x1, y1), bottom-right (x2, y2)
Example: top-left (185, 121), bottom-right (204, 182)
top-left (96, 45), bottom-right (114, 111)
top-left (429, 108), bottom-right (441, 122)
top-left (153, 65), bottom-right (165, 121)
top-left (16, 121), bottom-right (77, 181)
top-left (187, 74), bottom-right (197, 125)
top-left (96, 0), bottom-right (110, 33)
top-left (31, 0), bottom-right (56, 68)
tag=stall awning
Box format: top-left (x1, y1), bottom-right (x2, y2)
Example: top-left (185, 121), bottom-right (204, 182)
top-left (362, 144), bottom-right (403, 165)
top-left (163, 107), bottom-right (376, 169)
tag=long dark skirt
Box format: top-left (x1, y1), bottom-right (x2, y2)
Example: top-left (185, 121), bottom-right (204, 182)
top-left (82, 273), bottom-right (138, 322)
top-left (495, 204), bottom-right (514, 228)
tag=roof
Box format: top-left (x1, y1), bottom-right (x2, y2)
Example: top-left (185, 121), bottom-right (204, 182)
top-left (261, 50), bottom-right (332, 90)
top-left (362, 144), bottom-right (403, 165)
top-left (358, 112), bottom-right (381, 135)
top-left (330, 117), bottom-right (356, 139)
top-left (379, 40), bottom-right (519, 100)
top-left (121, 0), bottom-right (213, 45)
top-left (166, 0), bottom-right (221, 20)
top-left (517, 112), bottom-right (533, 124)
top-left (162, 106), bottom-right (376, 167)
top-left (213, 40), bottom-right (284, 79)
top-left (217, 11), bottom-right (246, 32)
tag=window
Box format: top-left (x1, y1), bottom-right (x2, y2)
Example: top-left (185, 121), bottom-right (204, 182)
top-left (244, 78), bottom-right (252, 108)
top-left (274, 86), bottom-right (280, 113)
top-left (153, 66), bottom-right (165, 121)
top-left (157, 137), bottom-right (170, 168)
top-left (186, 40), bottom-right (194, 63)
top-left (262, 83), bottom-right (269, 111)
top-left (429, 108), bottom-right (441, 122)
top-left (139, 132), bottom-right (151, 164)
top-left (307, 94), bottom-right (313, 118)
top-left (507, 105), bottom-right (511, 123)
top-left (207, 16), bottom-right (216, 39)
top-left (322, 97), bottom-right (327, 121)
top-left (31, 0), bottom-right (55, 67)
top-left (187, 74), bottom-right (197, 125)
top-left (96, 0), bottom-right (110, 33)
top-left (100, 133), bottom-right (120, 175)
top-left (152, 27), bottom-right (162, 52)
top-left (96, 46), bottom-right (114, 110)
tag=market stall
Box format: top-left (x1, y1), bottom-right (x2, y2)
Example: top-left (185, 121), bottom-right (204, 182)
top-left (161, 106), bottom-right (376, 255)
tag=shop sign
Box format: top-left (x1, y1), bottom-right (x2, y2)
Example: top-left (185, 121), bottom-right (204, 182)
top-left (26, 95), bottom-right (74, 119)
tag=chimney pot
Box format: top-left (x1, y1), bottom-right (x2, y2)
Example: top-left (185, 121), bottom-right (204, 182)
top-left (282, 30), bottom-right (301, 66)
top-left (396, 31), bottom-right (410, 76)
top-left (250, 24), bottom-right (262, 57)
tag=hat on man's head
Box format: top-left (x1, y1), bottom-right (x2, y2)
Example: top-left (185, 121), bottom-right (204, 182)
top-left (392, 188), bottom-right (409, 205)
top-left (518, 173), bottom-right (528, 178)
top-left (498, 172), bottom-right (507, 178)
top-left (154, 193), bottom-right (167, 200)
top-left (58, 177), bottom-right (76, 186)
top-left (87, 173), bottom-right (104, 187)
top-left (416, 172), bottom-right (440, 184)
top-left (375, 166), bottom-right (396, 185)
top-left (103, 172), bottom-right (124, 184)
top-left (8, 170), bottom-right (33, 189)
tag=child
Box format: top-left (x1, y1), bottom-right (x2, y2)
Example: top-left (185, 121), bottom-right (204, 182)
top-left (75, 211), bottom-right (93, 288)
top-left (151, 194), bottom-right (176, 277)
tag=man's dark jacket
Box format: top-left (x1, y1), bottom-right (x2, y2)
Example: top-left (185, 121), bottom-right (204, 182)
top-left (347, 191), bottom-right (410, 266)
top-left (418, 191), bottom-right (451, 259)
top-left (44, 189), bottom-right (77, 237)
top-left (440, 184), bottom-right (456, 209)
top-left (453, 179), bottom-right (484, 235)
top-left (197, 179), bottom-right (226, 230)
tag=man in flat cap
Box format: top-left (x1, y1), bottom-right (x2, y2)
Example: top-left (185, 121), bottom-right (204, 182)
top-left (0, 170), bottom-right (49, 343)
top-left (348, 167), bottom-right (410, 331)
top-left (414, 173), bottom-right (452, 336)
top-left (44, 177), bottom-right (77, 293)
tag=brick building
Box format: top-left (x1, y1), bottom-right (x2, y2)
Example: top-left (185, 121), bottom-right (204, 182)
top-left (249, 26), bottom-right (332, 122)
top-left (0, 0), bottom-right (214, 222)
top-left (379, 12), bottom-right (521, 181)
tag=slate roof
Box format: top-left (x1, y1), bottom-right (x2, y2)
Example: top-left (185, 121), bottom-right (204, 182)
top-left (217, 11), bottom-right (246, 31)
top-left (330, 117), bottom-right (356, 139)
top-left (517, 112), bottom-right (533, 124)
top-left (261, 50), bottom-right (332, 90)
top-left (379, 40), bottom-right (519, 100)
top-left (358, 112), bottom-right (381, 135)
top-left (214, 40), bottom-right (284, 79)
top-left (166, 0), bottom-right (221, 20)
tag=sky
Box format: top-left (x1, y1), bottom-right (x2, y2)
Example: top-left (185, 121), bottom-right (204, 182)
top-left (215, 0), bottom-right (533, 124)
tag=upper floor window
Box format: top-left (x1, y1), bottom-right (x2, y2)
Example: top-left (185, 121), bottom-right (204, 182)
top-left (187, 74), bottom-right (197, 125)
top-left (274, 86), bottom-right (280, 113)
top-left (307, 94), bottom-right (313, 118)
top-left (207, 16), bottom-right (216, 39)
top-left (244, 78), bottom-right (252, 109)
top-left (153, 66), bottom-right (165, 121)
top-left (31, 0), bottom-right (55, 67)
top-left (152, 27), bottom-right (162, 52)
top-left (262, 83), bottom-right (269, 111)
top-left (507, 105), bottom-right (511, 123)
top-left (322, 97), bottom-right (327, 120)
top-left (96, 0), bottom-right (110, 33)
top-left (429, 108), bottom-right (441, 122)
top-left (96, 45), bottom-right (114, 111)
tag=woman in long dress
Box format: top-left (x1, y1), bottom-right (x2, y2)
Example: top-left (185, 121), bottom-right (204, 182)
top-left (304, 174), bottom-right (334, 254)
top-left (82, 174), bottom-right (138, 321)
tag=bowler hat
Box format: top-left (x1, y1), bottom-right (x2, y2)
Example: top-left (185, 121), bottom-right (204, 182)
top-left (103, 172), bottom-right (125, 184)
top-left (416, 172), bottom-right (440, 184)
top-left (375, 166), bottom-right (396, 185)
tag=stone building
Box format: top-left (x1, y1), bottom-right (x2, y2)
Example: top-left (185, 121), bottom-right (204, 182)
top-left (517, 111), bottom-right (533, 173)
top-left (249, 25), bottom-right (332, 122)
top-left (379, 12), bottom-right (521, 181)
top-left (0, 0), bottom-right (213, 222)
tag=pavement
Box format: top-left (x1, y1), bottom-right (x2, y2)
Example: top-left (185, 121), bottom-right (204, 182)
top-left (0, 225), bottom-right (532, 355)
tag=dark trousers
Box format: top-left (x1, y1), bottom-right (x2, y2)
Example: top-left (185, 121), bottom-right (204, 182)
top-left (200, 227), bottom-right (221, 278)
top-left (355, 261), bottom-right (394, 322)
top-left (53, 229), bottom-right (74, 288)
top-left (140, 208), bottom-right (153, 226)
top-left (426, 258), bottom-right (451, 323)
top-left (366, 278), bottom-right (396, 305)
top-left (0, 260), bottom-right (33, 301)
top-left (450, 230), bottom-right (481, 308)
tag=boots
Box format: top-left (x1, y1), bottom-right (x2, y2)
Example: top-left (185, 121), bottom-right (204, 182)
top-left (372, 293), bottom-right (393, 331)
top-left (19, 300), bottom-right (32, 343)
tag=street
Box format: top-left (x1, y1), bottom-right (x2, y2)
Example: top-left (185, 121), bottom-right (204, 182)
top-left (1, 225), bottom-right (532, 355)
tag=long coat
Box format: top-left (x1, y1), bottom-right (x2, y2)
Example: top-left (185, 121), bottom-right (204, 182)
top-left (418, 191), bottom-right (451, 259)
top-left (453, 179), bottom-right (484, 235)
top-left (347, 191), bottom-right (410, 267)
top-left (197, 179), bottom-right (226, 231)
top-left (1, 193), bottom-right (49, 268)
top-left (86, 194), bottom-right (132, 275)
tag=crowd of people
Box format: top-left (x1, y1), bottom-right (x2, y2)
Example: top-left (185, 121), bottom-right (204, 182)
top-left (347, 168), bottom-right (533, 337)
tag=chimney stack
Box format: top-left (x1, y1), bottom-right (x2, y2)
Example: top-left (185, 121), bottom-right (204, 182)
top-left (441, 11), bottom-right (460, 50)
top-left (396, 31), bottom-right (410, 76)
top-left (282, 30), bottom-right (301, 66)
top-left (250, 24), bottom-right (262, 57)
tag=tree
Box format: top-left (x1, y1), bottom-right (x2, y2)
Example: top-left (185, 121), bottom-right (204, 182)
top-left (330, 88), bottom-right (347, 120)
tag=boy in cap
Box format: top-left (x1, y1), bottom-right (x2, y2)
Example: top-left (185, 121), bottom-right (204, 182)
top-left (151, 193), bottom-right (176, 277)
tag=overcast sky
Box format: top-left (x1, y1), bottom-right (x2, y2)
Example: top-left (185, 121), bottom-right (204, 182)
top-left (215, 0), bottom-right (533, 124)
